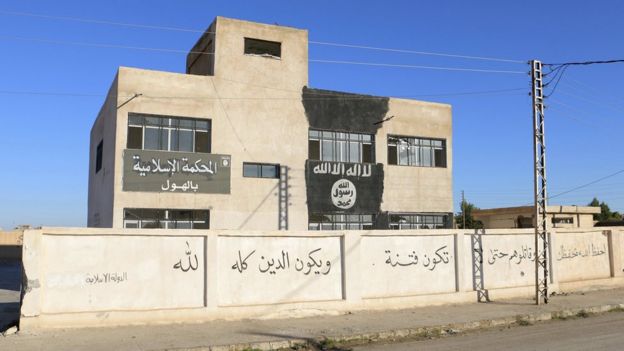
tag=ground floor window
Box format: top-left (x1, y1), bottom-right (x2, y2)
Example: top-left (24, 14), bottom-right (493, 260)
top-left (389, 213), bottom-right (449, 229)
top-left (308, 213), bottom-right (374, 230)
top-left (123, 208), bottom-right (209, 229)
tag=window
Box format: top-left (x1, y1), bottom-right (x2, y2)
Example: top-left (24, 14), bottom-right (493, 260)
top-left (243, 162), bottom-right (280, 179)
top-left (95, 140), bottom-right (103, 173)
top-left (389, 213), bottom-right (449, 229)
top-left (552, 217), bottom-right (574, 225)
top-left (123, 208), bottom-right (209, 229)
top-left (127, 113), bottom-right (211, 153)
top-left (308, 129), bottom-right (374, 163)
top-left (244, 38), bottom-right (281, 58)
top-left (308, 213), bottom-right (375, 230)
top-left (387, 136), bottom-right (446, 168)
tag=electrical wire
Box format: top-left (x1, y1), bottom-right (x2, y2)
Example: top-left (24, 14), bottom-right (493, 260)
top-left (0, 87), bottom-right (527, 100)
top-left (0, 10), bottom-right (527, 64)
top-left (308, 59), bottom-right (526, 74)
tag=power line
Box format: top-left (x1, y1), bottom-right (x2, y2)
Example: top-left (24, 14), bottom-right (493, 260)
top-left (548, 169), bottom-right (624, 201)
top-left (0, 87), bottom-right (526, 100)
top-left (544, 59), bottom-right (624, 66)
top-left (309, 59), bottom-right (526, 74)
top-left (307, 40), bottom-right (525, 64)
top-left (0, 10), bottom-right (527, 64)
top-left (0, 10), bottom-right (206, 33)
top-left (0, 35), bottom-right (528, 74)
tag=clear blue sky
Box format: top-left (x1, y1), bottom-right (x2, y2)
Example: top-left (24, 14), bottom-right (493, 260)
top-left (1, 0), bottom-right (623, 229)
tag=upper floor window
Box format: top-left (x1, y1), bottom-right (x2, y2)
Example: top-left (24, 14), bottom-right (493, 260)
top-left (95, 140), bottom-right (103, 173)
top-left (387, 135), bottom-right (446, 168)
top-left (127, 113), bottom-right (211, 153)
top-left (309, 129), bottom-right (374, 163)
top-left (244, 38), bottom-right (281, 59)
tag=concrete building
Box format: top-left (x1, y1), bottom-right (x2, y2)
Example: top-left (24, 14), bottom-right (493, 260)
top-left (88, 16), bottom-right (453, 231)
top-left (472, 205), bottom-right (600, 229)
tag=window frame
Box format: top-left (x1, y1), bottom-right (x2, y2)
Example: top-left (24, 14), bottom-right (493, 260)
top-left (308, 129), bottom-right (375, 164)
top-left (123, 208), bottom-right (210, 229)
top-left (308, 213), bottom-right (375, 231)
top-left (242, 162), bottom-right (281, 179)
top-left (388, 212), bottom-right (450, 230)
top-left (244, 37), bottom-right (282, 59)
top-left (387, 135), bottom-right (447, 168)
top-left (127, 113), bottom-right (212, 153)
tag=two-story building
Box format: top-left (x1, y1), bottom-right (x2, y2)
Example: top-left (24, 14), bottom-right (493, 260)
top-left (88, 16), bottom-right (453, 231)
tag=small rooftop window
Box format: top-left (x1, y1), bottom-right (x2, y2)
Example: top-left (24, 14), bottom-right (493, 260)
top-left (244, 38), bottom-right (281, 59)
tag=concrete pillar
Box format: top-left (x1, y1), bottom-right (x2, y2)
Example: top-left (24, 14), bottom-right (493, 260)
top-left (342, 231), bottom-right (362, 302)
top-left (205, 233), bottom-right (218, 310)
top-left (607, 230), bottom-right (623, 277)
top-left (454, 232), bottom-right (468, 292)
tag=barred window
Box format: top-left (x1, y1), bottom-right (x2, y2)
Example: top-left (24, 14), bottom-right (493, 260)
top-left (387, 136), bottom-right (446, 168)
top-left (389, 213), bottom-right (449, 229)
top-left (123, 208), bottom-right (209, 229)
top-left (127, 113), bottom-right (211, 153)
top-left (308, 213), bottom-right (375, 231)
top-left (309, 129), bottom-right (374, 163)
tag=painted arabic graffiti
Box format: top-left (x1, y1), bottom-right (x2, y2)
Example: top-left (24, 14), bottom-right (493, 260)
top-left (313, 162), bottom-right (372, 177)
top-left (488, 245), bottom-right (535, 265)
top-left (85, 272), bottom-right (128, 285)
top-left (331, 179), bottom-right (356, 209)
top-left (383, 245), bottom-right (452, 271)
top-left (173, 241), bottom-right (199, 272)
top-left (232, 248), bottom-right (332, 276)
top-left (557, 243), bottom-right (607, 261)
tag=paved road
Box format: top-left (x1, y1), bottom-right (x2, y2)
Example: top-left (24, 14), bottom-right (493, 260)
top-left (354, 312), bottom-right (624, 351)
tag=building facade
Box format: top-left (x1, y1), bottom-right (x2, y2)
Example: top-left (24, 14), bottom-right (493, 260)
top-left (472, 205), bottom-right (600, 229)
top-left (88, 17), bottom-right (453, 231)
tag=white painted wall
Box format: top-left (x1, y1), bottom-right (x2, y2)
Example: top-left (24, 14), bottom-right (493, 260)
top-left (19, 227), bottom-right (624, 330)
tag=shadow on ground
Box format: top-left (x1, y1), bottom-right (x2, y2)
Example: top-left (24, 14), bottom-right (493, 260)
top-left (0, 260), bottom-right (21, 332)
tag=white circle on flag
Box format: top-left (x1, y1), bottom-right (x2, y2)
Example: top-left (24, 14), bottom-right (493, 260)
top-left (331, 179), bottom-right (357, 209)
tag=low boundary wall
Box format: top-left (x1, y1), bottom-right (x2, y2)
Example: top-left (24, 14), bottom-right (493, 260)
top-left (20, 227), bottom-right (624, 329)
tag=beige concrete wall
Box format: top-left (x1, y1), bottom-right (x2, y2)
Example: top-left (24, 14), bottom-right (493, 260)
top-left (379, 99), bottom-right (453, 214)
top-left (108, 67), bottom-right (310, 231)
top-left (20, 226), bottom-right (624, 329)
top-left (0, 230), bottom-right (23, 260)
top-left (555, 230), bottom-right (611, 282)
top-left (212, 17), bottom-right (308, 92)
top-left (88, 17), bottom-right (454, 230)
top-left (87, 76), bottom-right (118, 228)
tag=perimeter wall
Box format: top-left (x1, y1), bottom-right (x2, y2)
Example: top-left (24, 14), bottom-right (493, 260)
top-left (19, 227), bottom-right (624, 329)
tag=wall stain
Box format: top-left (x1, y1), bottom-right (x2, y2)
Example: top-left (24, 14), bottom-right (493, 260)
top-left (302, 87), bottom-right (389, 134)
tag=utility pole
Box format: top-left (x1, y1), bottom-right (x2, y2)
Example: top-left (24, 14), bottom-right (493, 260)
top-left (530, 60), bottom-right (549, 305)
top-left (461, 190), bottom-right (466, 229)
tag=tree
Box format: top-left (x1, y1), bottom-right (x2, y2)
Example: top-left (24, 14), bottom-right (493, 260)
top-left (588, 197), bottom-right (622, 221)
top-left (455, 199), bottom-right (483, 229)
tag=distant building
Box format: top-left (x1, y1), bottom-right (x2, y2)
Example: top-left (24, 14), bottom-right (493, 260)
top-left (88, 17), bottom-right (453, 231)
top-left (472, 205), bottom-right (600, 229)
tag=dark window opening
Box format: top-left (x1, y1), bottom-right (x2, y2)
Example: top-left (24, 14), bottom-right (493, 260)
top-left (127, 113), bottom-right (211, 153)
top-left (95, 140), bottom-right (103, 173)
top-left (243, 162), bottom-right (280, 179)
top-left (244, 38), bottom-right (281, 58)
top-left (387, 135), bottom-right (446, 168)
top-left (308, 129), bottom-right (375, 163)
top-left (388, 213), bottom-right (449, 229)
top-left (308, 213), bottom-right (375, 231)
top-left (123, 208), bottom-right (209, 229)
